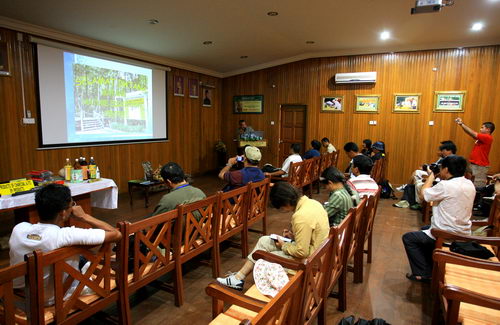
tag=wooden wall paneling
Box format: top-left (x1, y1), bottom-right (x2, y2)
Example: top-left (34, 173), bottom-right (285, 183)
top-left (0, 28), bottom-right (222, 192)
top-left (222, 46), bottom-right (500, 184)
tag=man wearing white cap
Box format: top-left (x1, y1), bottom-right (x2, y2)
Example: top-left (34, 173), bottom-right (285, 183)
top-left (219, 146), bottom-right (265, 191)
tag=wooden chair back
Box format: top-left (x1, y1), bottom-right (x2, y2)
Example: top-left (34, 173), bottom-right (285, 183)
top-left (333, 151), bottom-right (339, 167)
top-left (362, 187), bottom-right (381, 247)
top-left (246, 178), bottom-right (271, 234)
top-left (240, 270), bottom-right (304, 325)
top-left (326, 211), bottom-right (354, 292)
top-left (117, 209), bottom-right (180, 314)
top-left (32, 243), bottom-right (118, 324)
top-left (301, 158), bottom-right (315, 187)
top-left (176, 194), bottom-right (220, 266)
top-left (370, 159), bottom-right (383, 184)
top-left (287, 161), bottom-right (305, 188)
top-left (491, 195), bottom-right (500, 238)
top-left (309, 156), bottom-right (322, 184)
top-left (319, 153), bottom-right (329, 175)
top-left (0, 259), bottom-right (37, 325)
top-left (347, 198), bottom-right (368, 262)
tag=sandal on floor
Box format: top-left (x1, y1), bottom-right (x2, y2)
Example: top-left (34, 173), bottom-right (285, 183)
top-left (406, 273), bottom-right (431, 283)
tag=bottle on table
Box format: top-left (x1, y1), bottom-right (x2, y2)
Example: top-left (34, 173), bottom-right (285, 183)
top-left (89, 156), bottom-right (97, 179)
top-left (64, 158), bottom-right (72, 181)
top-left (73, 158), bottom-right (81, 170)
top-left (81, 157), bottom-right (88, 180)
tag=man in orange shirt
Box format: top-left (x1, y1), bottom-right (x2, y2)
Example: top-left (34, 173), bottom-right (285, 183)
top-left (455, 118), bottom-right (495, 187)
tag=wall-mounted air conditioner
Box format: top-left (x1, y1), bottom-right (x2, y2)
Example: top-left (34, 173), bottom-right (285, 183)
top-left (335, 72), bottom-right (377, 84)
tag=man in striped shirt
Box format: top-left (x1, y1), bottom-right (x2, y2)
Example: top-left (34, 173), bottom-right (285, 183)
top-left (347, 155), bottom-right (378, 197)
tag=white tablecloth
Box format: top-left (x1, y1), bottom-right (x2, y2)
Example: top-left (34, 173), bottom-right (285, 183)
top-left (0, 178), bottom-right (118, 210)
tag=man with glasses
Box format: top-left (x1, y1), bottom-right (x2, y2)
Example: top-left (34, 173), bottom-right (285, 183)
top-left (9, 183), bottom-right (121, 305)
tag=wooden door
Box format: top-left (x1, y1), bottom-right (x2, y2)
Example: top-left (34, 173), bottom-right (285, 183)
top-left (279, 105), bottom-right (306, 165)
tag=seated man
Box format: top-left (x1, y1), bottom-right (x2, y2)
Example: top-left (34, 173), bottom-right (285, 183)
top-left (216, 182), bottom-right (329, 290)
top-left (343, 142), bottom-right (361, 174)
top-left (361, 139), bottom-right (372, 156)
top-left (219, 146), bottom-right (265, 191)
top-left (303, 140), bottom-right (321, 159)
top-left (9, 183), bottom-right (122, 305)
top-left (370, 141), bottom-right (385, 161)
top-left (321, 137), bottom-right (337, 153)
top-left (152, 162), bottom-right (206, 216)
top-left (263, 143), bottom-right (303, 178)
top-left (402, 155), bottom-right (475, 282)
top-left (235, 119), bottom-right (255, 139)
top-left (322, 167), bottom-right (360, 226)
top-left (347, 154), bottom-right (378, 197)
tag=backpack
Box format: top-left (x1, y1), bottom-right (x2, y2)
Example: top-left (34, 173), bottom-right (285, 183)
top-left (380, 180), bottom-right (397, 199)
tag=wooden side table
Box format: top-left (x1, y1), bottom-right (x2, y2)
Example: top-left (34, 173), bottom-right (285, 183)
top-left (128, 180), bottom-right (169, 208)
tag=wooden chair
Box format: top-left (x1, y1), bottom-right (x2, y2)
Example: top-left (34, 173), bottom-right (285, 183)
top-left (31, 243), bottom-right (121, 324)
top-left (370, 159), bottom-right (383, 184)
top-left (272, 161), bottom-right (304, 188)
top-left (0, 258), bottom-right (38, 325)
top-left (215, 186), bottom-right (250, 276)
top-left (205, 269), bottom-right (304, 325)
top-left (246, 178), bottom-right (271, 236)
top-left (333, 151), bottom-right (339, 167)
top-left (300, 158), bottom-right (316, 196)
top-left (324, 210), bottom-right (355, 312)
top-left (431, 228), bottom-right (500, 261)
top-left (353, 187), bottom-right (381, 283)
top-left (175, 194), bottom-right (220, 302)
top-left (432, 250), bottom-right (500, 325)
top-left (252, 237), bottom-right (333, 325)
top-left (346, 198), bottom-right (368, 281)
top-left (117, 209), bottom-right (181, 323)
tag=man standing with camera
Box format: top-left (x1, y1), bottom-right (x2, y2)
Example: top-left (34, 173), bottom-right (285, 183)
top-left (219, 146), bottom-right (265, 191)
top-left (455, 118), bottom-right (495, 188)
top-left (402, 155), bottom-right (475, 282)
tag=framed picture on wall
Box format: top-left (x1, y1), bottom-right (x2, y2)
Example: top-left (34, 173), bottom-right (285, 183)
top-left (321, 96), bottom-right (344, 113)
top-left (355, 95), bottom-right (380, 113)
top-left (434, 91), bottom-right (466, 112)
top-left (393, 93), bottom-right (421, 113)
top-left (173, 75), bottom-right (184, 96)
top-left (202, 88), bottom-right (213, 107)
top-left (0, 34), bottom-right (11, 77)
top-left (188, 78), bottom-right (199, 98)
top-left (233, 95), bottom-right (264, 114)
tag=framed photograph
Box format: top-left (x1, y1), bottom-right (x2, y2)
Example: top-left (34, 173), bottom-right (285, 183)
top-left (434, 91), bottom-right (466, 112)
top-left (188, 78), bottom-right (199, 98)
top-left (321, 96), bottom-right (344, 113)
top-left (393, 93), bottom-right (421, 113)
top-left (233, 95), bottom-right (264, 114)
top-left (173, 75), bottom-right (184, 96)
top-left (0, 34), bottom-right (11, 77)
top-left (355, 95), bottom-right (380, 113)
top-left (202, 88), bottom-right (213, 107)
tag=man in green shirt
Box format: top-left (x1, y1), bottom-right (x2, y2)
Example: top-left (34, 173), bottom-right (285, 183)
top-left (216, 182), bottom-right (329, 291)
top-left (152, 162), bottom-right (206, 219)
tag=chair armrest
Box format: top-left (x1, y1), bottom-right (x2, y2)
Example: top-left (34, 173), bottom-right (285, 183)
top-left (205, 283), bottom-right (266, 314)
top-left (251, 250), bottom-right (305, 270)
top-left (443, 284), bottom-right (500, 310)
top-left (471, 218), bottom-right (489, 227)
top-left (432, 229), bottom-right (500, 247)
top-left (271, 175), bottom-right (287, 181)
top-left (433, 250), bottom-right (500, 271)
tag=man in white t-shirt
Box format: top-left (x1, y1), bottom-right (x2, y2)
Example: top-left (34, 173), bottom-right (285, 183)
top-left (347, 155), bottom-right (378, 198)
top-left (402, 155), bottom-right (475, 282)
top-left (9, 183), bottom-right (122, 305)
top-left (321, 137), bottom-right (337, 153)
top-left (264, 143), bottom-right (303, 178)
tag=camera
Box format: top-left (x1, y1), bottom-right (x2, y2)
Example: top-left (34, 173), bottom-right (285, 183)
top-left (236, 156), bottom-right (244, 162)
top-left (429, 163), bottom-right (441, 175)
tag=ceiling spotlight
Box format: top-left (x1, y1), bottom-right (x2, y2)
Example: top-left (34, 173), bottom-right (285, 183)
top-left (380, 31), bottom-right (391, 40)
top-left (267, 11), bottom-right (278, 16)
top-left (147, 19), bottom-right (159, 25)
top-left (203, 41), bottom-right (213, 45)
top-left (240, 55), bottom-right (248, 59)
top-left (305, 41), bottom-right (315, 44)
top-left (471, 22), bottom-right (484, 31)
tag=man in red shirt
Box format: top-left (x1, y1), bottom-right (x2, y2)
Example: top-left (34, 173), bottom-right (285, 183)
top-left (455, 118), bottom-right (495, 187)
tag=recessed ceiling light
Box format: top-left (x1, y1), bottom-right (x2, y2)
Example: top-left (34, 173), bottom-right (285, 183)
top-left (147, 19), bottom-right (159, 25)
top-left (471, 22), bottom-right (484, 31)
top-left (305, 41), bottom-right (315, 44)
top-left (240, 55), bottom-right (248, 59)
top-left (203, 41), bottom-right (213, 45)
top-left (267, 11), bottom-right (278, 16)
top-left (380, 31), bottom-right (391, 40)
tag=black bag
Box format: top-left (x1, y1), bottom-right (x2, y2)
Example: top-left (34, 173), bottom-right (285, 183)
top-left (450, 241), bottom-right (495, 259)
top-left (380, 180), bottom-right (396, 199)
top-left (261, 164), bottom-right (281, 173)
top-left (338, 317), bottom-right (390, 325)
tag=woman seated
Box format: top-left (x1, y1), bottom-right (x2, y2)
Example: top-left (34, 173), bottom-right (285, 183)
top-left (322, 167), bottom-right (360, 226)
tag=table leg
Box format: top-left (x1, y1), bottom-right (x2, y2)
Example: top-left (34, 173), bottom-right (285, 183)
top-left (128, 183), bottom-right (134, 206)
top-left (145, 186), bottom-right (150, 208)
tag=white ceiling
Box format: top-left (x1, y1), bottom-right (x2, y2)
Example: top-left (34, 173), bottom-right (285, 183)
top-left (1, 0), bottom-right (499, 77)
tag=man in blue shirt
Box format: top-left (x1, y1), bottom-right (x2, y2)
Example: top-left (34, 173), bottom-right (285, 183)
top-left (303, 140), bottom-right (321, 159)
top-left (219, 146), bottom-right (265, 191)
